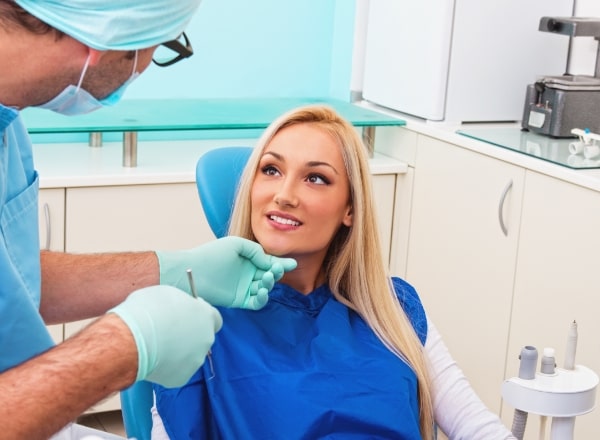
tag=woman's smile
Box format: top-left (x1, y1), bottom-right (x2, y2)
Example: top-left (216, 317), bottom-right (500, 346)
top-left (267, 212), bottom-right (302, 229)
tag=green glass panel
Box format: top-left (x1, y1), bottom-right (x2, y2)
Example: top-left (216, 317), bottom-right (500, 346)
top-left (22, 98), bottom-right (405, 134)
top-left (458, 127), bottom-right (600, 170)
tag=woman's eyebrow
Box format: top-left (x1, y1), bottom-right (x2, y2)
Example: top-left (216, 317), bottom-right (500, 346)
top-left (307, 161), bottom-right (339, 175)
top-left (262, 151), bottom-right (339, 174)
top-left (262, 151), bottom-right (282, 161)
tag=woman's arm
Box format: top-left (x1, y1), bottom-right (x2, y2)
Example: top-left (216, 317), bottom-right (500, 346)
top-left (425, 318), bottom-right (517, 440)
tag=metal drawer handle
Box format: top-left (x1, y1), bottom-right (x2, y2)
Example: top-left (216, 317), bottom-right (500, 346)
top-left (498, 180), bottom-right (513, 236)
top-left (43, 203), bottom-right (51, 250)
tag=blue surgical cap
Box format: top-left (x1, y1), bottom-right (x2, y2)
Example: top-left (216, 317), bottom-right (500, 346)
top-left (15, 0), bottom-right (202, 50)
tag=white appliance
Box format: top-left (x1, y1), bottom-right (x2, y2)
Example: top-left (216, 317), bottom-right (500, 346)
top-left (361, 0), bottom-right (575, 123)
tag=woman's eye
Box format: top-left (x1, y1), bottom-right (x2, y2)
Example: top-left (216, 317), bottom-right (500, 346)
top-left (307, 174), bottom-right (329, 185)
top-left (261, 165), bottom-right (280, 176)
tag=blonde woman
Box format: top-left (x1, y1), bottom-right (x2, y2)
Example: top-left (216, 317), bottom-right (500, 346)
top-left (152, 105), bottom-right (515, 439)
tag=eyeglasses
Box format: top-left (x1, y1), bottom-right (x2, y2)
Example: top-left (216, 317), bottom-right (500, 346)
top-left (152, 32), bottom-right (193, 67)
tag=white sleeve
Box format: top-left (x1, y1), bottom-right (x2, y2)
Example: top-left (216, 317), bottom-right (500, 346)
top-left (150, 393), bottom-right (170, 440)
top-left (425, 316), bottom-right (517, 440)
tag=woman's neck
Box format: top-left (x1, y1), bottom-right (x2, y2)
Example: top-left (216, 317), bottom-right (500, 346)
top-left (279, 259), bottom-right (326, 295)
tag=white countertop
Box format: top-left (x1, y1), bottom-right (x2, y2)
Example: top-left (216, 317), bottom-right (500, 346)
top-left (34, 138), bottom-right (408, 189)
top-left (358, 101), bottom-right (600, 193)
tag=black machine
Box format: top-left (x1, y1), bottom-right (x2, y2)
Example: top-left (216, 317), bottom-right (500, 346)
top-left (522, 17), bottom-right (600, 138)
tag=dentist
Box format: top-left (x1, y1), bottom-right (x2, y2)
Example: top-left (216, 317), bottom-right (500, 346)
top-left (0, 1), bottom-right (296, 438)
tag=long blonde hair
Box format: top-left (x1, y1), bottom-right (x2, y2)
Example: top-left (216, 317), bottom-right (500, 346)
top-left (229, 104), bottom-right (434, 438)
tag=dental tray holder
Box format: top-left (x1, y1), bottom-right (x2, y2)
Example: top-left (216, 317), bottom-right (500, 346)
top-left (503, 365), bottom-right (598, 440)
top-left (522, 17), bottom-right (600, 138)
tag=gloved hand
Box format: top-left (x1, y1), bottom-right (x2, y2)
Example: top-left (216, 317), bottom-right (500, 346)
top-left (156, 236), bottom-right (297, 310)
top-left (108, 285), bottom-right (222, 388)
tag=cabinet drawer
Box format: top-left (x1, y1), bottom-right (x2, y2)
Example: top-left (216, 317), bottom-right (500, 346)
top-left (65, 183), bottom-right (212, 252)
top-left (39, 188), bottom-right (65, 253)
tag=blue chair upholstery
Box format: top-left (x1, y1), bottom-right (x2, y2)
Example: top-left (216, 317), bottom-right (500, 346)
top-left (119, 146), bottom-right (252, 440)
top-left (196, 146), bottom-right (253, 239)
top-left (120, 381), bottom-right (153, 440)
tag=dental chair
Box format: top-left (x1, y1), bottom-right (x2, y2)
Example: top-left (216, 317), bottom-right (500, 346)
top-left (119, 146), bottom-right (253, 440)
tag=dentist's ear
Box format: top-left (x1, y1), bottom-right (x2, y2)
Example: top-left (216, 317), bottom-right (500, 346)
top-left (87, 48), bottom-right (105, 66)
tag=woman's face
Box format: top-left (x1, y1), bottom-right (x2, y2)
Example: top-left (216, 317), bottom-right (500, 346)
top-left (250, 123), bottom-right (353, 265)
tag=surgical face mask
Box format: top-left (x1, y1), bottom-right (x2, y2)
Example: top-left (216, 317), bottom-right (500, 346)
top-left (37, 50), bottom-right (139, 116)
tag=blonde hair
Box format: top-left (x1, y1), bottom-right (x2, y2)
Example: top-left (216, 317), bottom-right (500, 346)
top-left (229, 104), bottom-right (434, 438)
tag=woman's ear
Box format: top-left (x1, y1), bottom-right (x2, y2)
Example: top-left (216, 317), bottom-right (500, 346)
top-left (342, 205), bottom-right (353, 227)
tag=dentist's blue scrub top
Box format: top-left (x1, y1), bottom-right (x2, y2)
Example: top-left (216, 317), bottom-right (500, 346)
top-left (0, 104), bottom-right (54, 372)
top-left (155, 278), bottom-right (428, 440)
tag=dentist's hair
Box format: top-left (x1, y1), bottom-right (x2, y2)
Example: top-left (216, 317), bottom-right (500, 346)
top-left (0, 1), bottom-right (62, 36)
top-left (229, 104), bottom-right (435, 439)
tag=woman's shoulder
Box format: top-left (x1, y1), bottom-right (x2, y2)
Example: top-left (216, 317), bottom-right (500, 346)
top-left (390, 277), bottom-right (428, 345)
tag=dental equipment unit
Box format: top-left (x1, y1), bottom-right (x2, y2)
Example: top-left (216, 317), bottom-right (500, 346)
top-left (502, 321), bottom-right (598, 440)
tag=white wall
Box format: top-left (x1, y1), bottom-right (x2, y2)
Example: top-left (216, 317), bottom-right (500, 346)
top-left (126, 0), bottom-right (355, 101)
top-left (570, 0), bottom-right (600, 74)
top-left (352, 0), bottom-right (600, 96)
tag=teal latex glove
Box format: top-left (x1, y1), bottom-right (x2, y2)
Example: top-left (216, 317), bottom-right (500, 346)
top-left (156, 236), bottom-right (297, 310)
top-left (109, 285), bottom-right (222, 388)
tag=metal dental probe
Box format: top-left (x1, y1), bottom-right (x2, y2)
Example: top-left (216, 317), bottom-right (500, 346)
top-left (186, 268), bottom-right (215, 379)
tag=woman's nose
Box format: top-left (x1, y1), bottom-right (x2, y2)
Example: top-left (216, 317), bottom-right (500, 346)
top-left (273, 181), bottom-right (298, 207)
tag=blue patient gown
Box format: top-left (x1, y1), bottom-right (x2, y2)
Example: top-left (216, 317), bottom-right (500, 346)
top-left (0, 104), bottom-right (54, 372)
top-left (155, 277), bottom-right (428, 439)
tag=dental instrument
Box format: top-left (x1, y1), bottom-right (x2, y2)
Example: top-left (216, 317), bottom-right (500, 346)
top-left (564, 320), bottom-right (578, 370)
top-left (503, 321), bottom-right (598, 440)
top-left (511, 346), bottom-right (538, 440)
top-left (186, 268), bottom-right (215, 379)
top-left (186, 268), bottom-right (198, 299)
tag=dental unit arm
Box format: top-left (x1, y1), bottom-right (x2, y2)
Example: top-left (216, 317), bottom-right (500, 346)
top-left (502, 321), bottom-right (599, 440)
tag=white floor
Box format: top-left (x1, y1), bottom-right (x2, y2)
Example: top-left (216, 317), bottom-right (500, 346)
top-left (78, 410), bottom-right (126, 437)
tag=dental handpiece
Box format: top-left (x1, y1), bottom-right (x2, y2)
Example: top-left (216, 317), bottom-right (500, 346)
top-left (518, 346), bottom-right (538, 380)
top-left (511, 346), bottom-right (538, 440)
top-left (186, 268), bottom-right (215, 379)
top-left (564, 320), bottom-right (578, 370)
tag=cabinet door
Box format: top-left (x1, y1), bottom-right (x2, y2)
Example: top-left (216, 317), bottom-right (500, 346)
top-left (372, 174), bottom-right (396, 267)
top-left (64, 182), bottom-right (211, 412)
top-left (503, 171), bottom-right (600, 439)
top-left (65, 183), bottom-right (211, 252)
top-left (38, 188), bottom-right (65, 344)
top-left (406, 135), bottom-right (525, 413)
top-left (389, 167), bottom-right (414, 278)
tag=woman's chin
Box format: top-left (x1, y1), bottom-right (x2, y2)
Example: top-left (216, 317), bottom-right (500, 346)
top-left (261, 243), bottom-right (294, 259)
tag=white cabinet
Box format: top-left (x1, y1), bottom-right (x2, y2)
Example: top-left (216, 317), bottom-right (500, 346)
top-left (388, 167), bottom-right (414, 278)
top-left (38, 182), bottom-right (215, 412)
top-left (372, 174), bottom-right (398, 268)
top-left (373, 126), bottom-right (418, 278)
top-left (405, 135), bottom-right (525, 413)
top-left (38, 188), bottom-right (65, 344)
top-left (36, 171), bottom-right (400, 415)
top-left (62, 182), bottom-right (211, 413)
top-left (64, 183), bottom-right (211, 253)
top-left (502, 171), bottom-right (600, 439)
top-left (401, 133), bottom-right (600, 438)
top-left (62, 177), bottom-right (398, 275)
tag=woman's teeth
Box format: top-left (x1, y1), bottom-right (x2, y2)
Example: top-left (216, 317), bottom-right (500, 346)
top-left (270, 215), bottom-right (300, 226)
